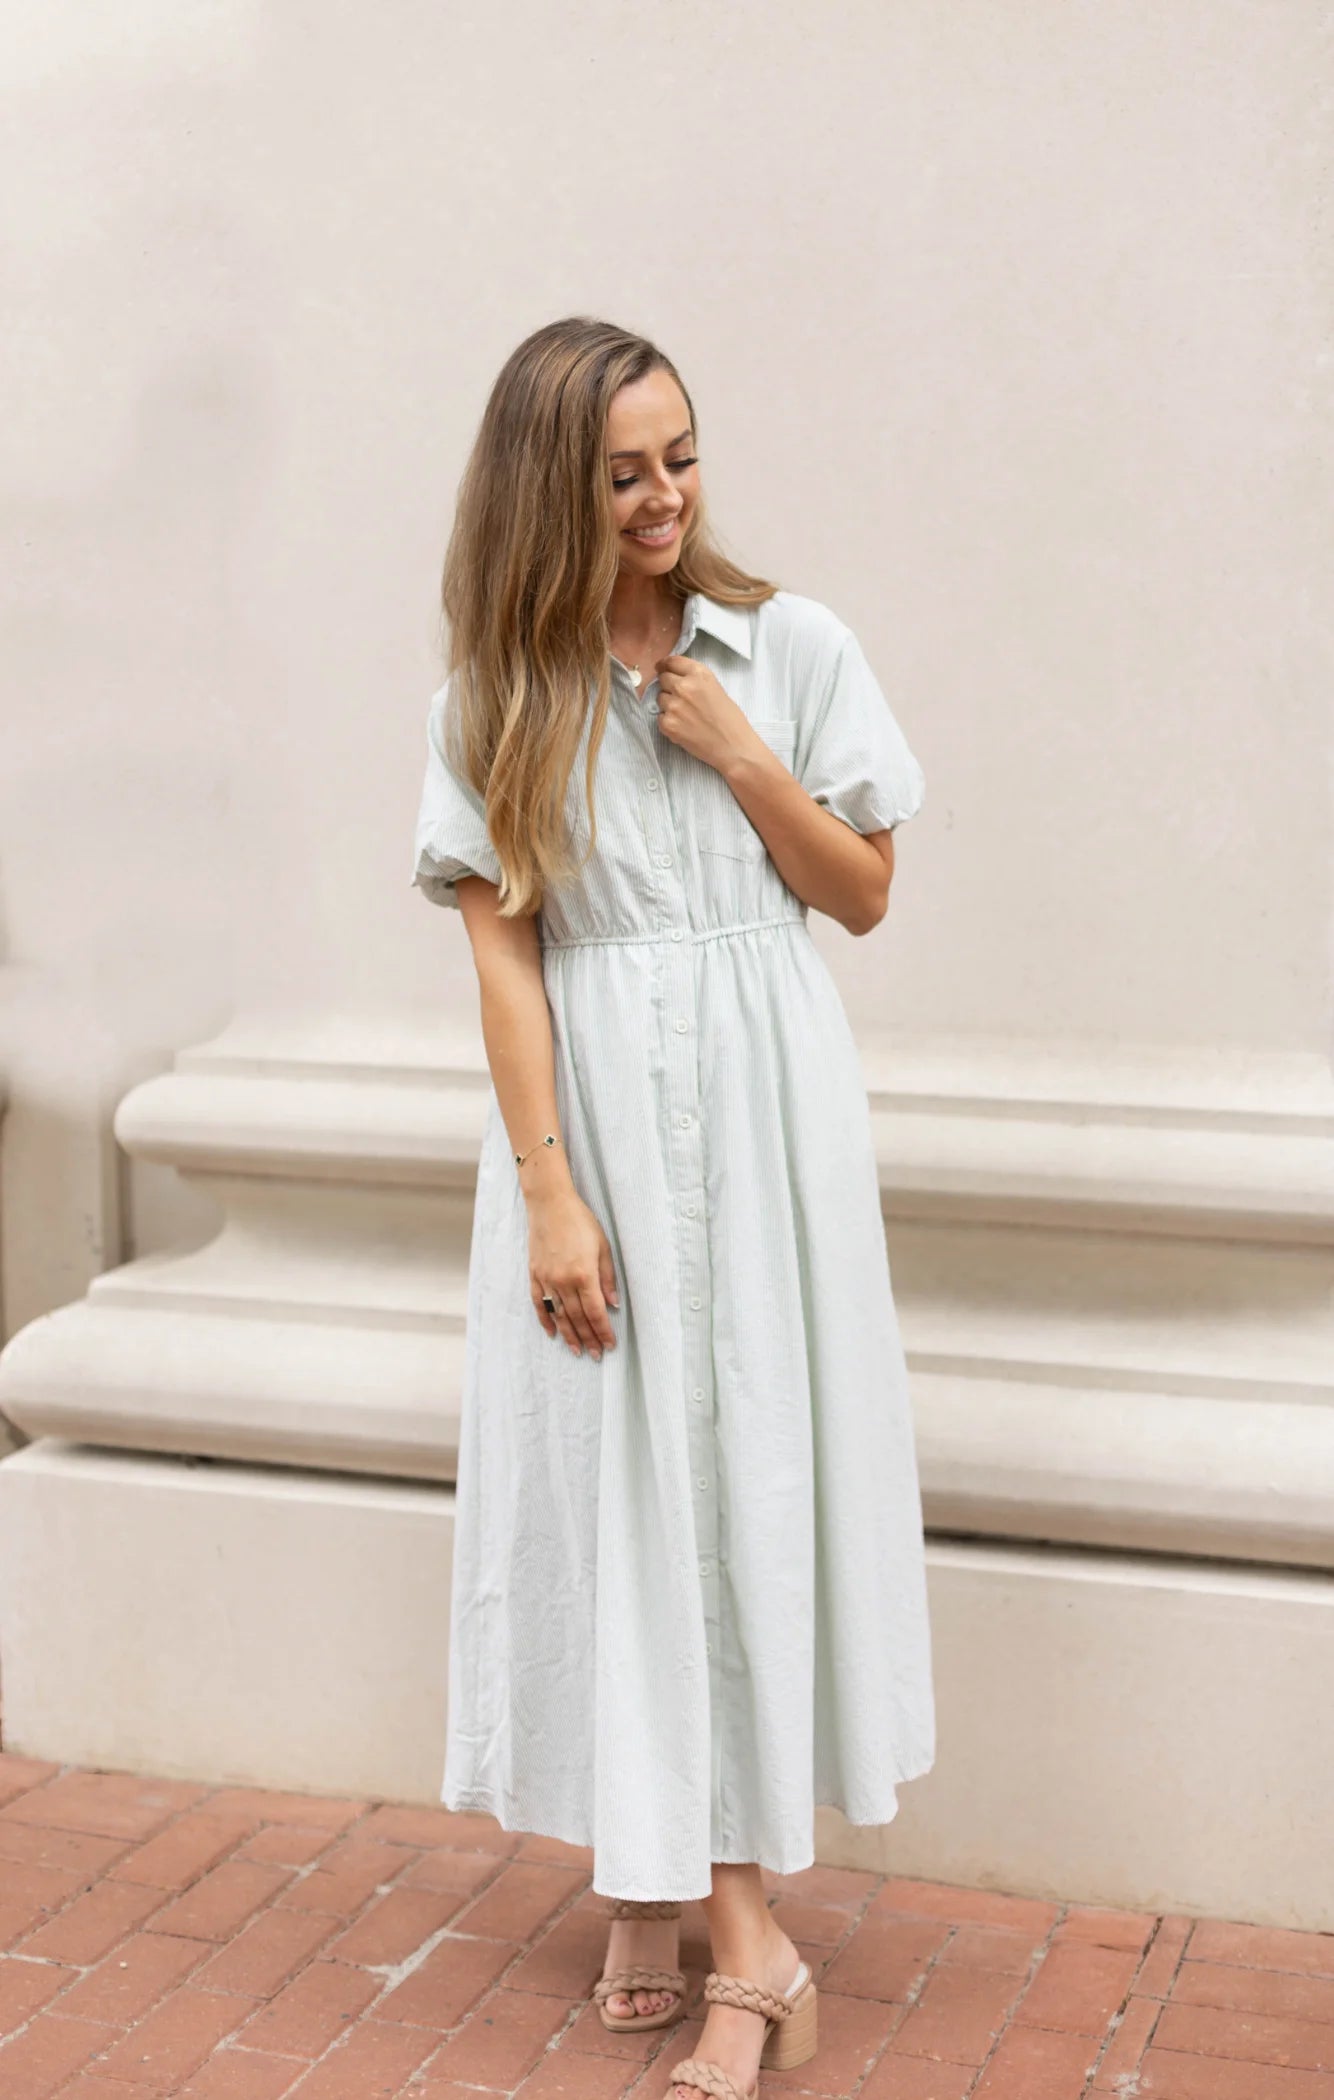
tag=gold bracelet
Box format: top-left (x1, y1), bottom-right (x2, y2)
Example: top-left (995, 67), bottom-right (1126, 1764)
top-left (515, 1132), bottom-right (563, 1169)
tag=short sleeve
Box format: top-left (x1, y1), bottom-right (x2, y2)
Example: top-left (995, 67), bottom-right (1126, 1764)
top-left (411, 680), bottom-right (505, 909)
top-left (795, 627), bottom-right (925, 834)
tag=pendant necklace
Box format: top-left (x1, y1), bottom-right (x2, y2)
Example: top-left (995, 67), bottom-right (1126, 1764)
top-left (615, 599), bottom-right (680, 691)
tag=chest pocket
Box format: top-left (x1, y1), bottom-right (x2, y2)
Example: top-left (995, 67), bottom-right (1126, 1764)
top-left (694, 716), bottom-right (797, 861)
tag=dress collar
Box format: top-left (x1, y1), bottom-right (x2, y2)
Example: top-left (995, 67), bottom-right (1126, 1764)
top-left (682, 591), bottom-right (755, 662)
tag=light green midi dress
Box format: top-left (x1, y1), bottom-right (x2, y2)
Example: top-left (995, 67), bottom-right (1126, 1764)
top-left (412, 587), bottom-right (935, 1900)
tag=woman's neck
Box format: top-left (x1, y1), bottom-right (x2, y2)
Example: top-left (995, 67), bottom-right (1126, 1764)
top-left (607, 573), bottom-right (679, 638)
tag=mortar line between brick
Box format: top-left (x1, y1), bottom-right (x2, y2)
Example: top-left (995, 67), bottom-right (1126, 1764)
top-left (1084, 1915), bottom-right (1193, 2091)
top-left (830, 1882), bottom-right (956, 2100)
top-left (0, 1778), bottom-right (354, 1986)
top-left (1127, 1911), bottom-right (1195, 2003)
top-left (18, 1818), bottom-right (520, 2096)
top-left (24, 1976), bottom-right (258, 2097)
top-left (943, 1897), bottom-right (1075, 2099)
top-left (1082, 1990), bottom-right (1166, 2099)
top-left (267, 1853), bottom-right (597, 2094)
top-left (792, 1870), bottom-right (910, 2100)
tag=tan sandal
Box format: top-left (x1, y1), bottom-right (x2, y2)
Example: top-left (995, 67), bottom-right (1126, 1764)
top-left (593, 1896), bottom-right (687, 2032)
top-left (669, 1958), bottom-right (818, 2098)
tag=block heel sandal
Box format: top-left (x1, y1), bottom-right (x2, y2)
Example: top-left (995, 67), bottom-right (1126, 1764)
top-left (593, 1897), bottom-right (687, 2032)
top-left (670, 1957), bottom-right (818, 2097)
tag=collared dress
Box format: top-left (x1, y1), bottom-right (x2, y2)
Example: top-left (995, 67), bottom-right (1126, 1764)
top-left (412, 587), bottom-right (935, 1900)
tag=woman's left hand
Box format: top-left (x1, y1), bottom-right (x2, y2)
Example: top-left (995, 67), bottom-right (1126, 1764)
top-left (654, 655), bottom-right (763, 779)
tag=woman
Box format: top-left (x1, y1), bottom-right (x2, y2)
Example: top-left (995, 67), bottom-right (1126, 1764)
top-left (412, 316), bottom-right (935, 2100)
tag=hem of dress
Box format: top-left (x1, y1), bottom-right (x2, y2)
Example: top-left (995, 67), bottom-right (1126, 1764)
top-left (441, 1748), bottom-right (937, 1904)
top-left (440, 1784), bottom-right (595, 1855)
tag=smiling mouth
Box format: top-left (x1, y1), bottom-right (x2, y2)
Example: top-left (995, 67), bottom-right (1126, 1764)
top-left (625, 518), bottom-right (680, 542)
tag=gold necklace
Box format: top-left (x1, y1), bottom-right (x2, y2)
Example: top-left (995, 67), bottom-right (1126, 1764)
top-left (612, 598), bottom-right (681, 689)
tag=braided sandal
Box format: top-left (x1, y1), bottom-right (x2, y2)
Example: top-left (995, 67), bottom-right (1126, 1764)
top-left (669, 1958), bottom-right (818, 2097)
top-left (593, 1897), bottom-right (687, 2032)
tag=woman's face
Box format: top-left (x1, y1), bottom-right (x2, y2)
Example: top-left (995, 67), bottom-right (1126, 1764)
top-left (606, 370), bottom-right (700, 577)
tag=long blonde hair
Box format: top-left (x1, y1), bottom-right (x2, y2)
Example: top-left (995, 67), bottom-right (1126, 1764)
top-left (439, 316), bottom-right (779, 917)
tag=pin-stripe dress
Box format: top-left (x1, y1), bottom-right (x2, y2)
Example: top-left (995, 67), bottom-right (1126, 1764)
top-left (412, 588), bottom-right (935, 1900)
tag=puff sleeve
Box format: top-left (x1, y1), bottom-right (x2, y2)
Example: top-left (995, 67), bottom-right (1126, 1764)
top-left (411, 681), bottom-right (505, 909)
top-left (795, 627), bottom-right (925, 835)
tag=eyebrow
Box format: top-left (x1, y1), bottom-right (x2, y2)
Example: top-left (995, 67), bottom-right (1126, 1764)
top-left (608, 427), bottom-right (694, 461)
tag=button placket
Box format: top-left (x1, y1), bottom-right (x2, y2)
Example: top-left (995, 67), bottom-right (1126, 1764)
top-left (632, 603), bottom-right (702, 920)
top-left (642, 860), bottom-right (723, 1816)
top-left (626, 601), bottom-right (726, 1841)
top-left (635, 708), bottom-right (677, 929)
top-left (663, 967), bottom-right (716, 1601)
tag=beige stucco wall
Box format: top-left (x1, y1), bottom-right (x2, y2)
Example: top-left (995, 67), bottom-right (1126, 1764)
top-left (5, 0), bottom-right (1328, 1335)
top-left (3, 2), bottom-right (1333, 1922)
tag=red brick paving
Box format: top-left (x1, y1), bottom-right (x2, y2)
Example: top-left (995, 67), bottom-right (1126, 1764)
top-left (0, 1754), bottom-right (1332, 2096)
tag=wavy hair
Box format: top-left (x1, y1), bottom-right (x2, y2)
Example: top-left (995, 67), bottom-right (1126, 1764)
top-left (438, 316), bottom-right (779, 917)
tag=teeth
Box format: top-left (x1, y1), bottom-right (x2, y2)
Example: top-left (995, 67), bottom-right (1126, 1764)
top-left (630, 520), bottom-right (677, 539)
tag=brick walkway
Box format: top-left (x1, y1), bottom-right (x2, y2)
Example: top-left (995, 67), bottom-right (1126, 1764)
top-left (1, 1754), bottom-right (1332, 2098)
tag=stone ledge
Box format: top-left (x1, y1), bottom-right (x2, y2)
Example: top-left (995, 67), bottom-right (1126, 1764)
top-left (2, 1029), bottom-right (1332, 1564)
top-left (3, 1441), bottom-right (1330, 1931)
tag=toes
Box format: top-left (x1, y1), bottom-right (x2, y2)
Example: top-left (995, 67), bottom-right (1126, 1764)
top-left (606, 1980), bottom-right (680, 2020)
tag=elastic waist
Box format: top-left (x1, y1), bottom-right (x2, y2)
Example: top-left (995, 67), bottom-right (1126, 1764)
top-left (542, 911), bottom-right (807, 952)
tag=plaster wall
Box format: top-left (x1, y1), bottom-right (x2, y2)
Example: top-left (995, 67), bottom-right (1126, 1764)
top-left (2, 0), bottom-right (1330, 1921)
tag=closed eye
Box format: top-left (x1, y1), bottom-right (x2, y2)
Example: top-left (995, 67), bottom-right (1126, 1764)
top-left (613, 456), bottom-right (698, 490)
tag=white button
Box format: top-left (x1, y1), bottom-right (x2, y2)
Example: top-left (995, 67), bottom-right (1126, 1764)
top-left (669, 929), bottom-right (683, 941)
top-left (705, 1642), bottom-right (713, 1656)
top-left (689, 1295), bottom-right (702, 1310)
top-left (674, 1018), bottom-right (688, 1033)
top-left (657, 854), bottom-right (672, 868)
top-left (685, 1204), bottom-right (697, 1217)
top-left (693, 1387), bottom-right (705, 1400)
top-left (646, 778), bottom-right (659, 791)
top-left (697, 1476), bottom-right (708, 1491)
top-left (678, 1113), bottom-right (691, 1128)
top-left (700, 1558), bottom-right (712, 1574)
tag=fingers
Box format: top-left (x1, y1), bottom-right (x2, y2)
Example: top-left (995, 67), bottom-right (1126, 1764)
top-left (575, 1281), bottom-right (617, 1355)
top-left (600, 1246), bottom-right (620, 1314)
top-left (538, 1291), bottom-right (584, 1356)
top-left (551, 1299), bottom-right (585, 1355)
top-left (531, 1285), bottom-right (559, 1340)
top-left (532, 1277), bottom-right (619, 1360)
top-left (561, 1282), bottom-right (604, 1358)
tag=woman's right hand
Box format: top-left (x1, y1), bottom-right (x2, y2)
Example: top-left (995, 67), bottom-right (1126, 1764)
top-left (526, 1187), bottom-right (620, 1360)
